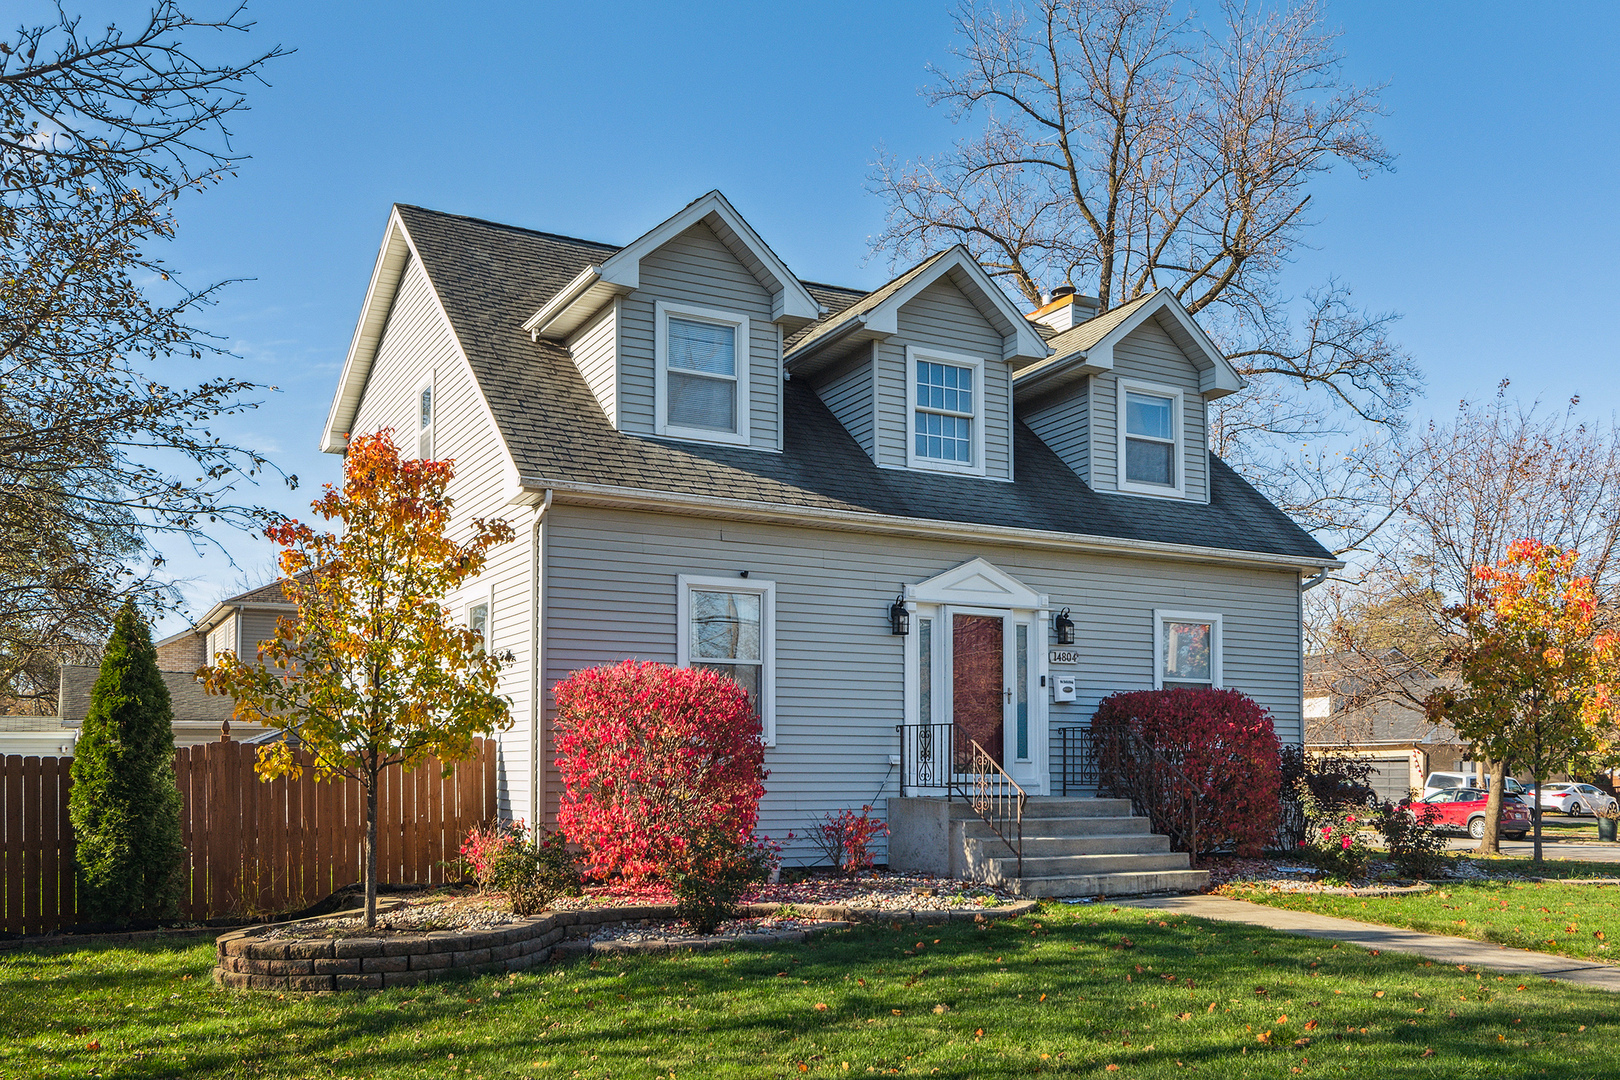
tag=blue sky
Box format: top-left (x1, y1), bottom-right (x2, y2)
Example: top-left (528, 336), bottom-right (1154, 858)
top-left (96, 0), bottom-right (1618, 630)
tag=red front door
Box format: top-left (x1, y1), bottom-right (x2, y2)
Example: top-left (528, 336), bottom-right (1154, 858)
top-left (951, 613), bottom-right (1004, 770)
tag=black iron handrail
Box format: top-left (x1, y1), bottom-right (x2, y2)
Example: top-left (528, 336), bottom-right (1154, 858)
top-left (1056, 723), bottom-right (1099, 795)
top-left (968, 739), bottom-right (1027, 877)
top-left (896, 723), bottom-right (1025, 875)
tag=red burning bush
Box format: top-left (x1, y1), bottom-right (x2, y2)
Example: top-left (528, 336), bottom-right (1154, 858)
top-left (1091, 687), bottom-right (1282, 857)
top-left (552, 660), bottom-right (767, 883)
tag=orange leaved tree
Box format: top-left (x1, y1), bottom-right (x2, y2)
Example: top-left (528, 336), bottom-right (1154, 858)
top-left (202, 430), bottom-right (515, 925)
top-left (1429, 541), bottom-right (1619, 861)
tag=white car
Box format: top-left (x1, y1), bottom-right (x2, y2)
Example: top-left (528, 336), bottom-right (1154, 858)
top-left (1538, 783), bottom-right (1619, 817)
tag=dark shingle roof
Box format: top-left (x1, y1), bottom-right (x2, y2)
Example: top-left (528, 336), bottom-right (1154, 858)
top-left (393, 205), bottom-right (1333, 565)
top-left (58, 665), bottom-right (236, 724)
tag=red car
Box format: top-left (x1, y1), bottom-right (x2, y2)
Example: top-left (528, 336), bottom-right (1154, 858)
top-left (1403, 788), bottom-right (1531, 841)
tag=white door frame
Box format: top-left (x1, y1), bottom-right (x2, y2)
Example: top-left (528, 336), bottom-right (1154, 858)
top-left (900, 559), bottom-right (1050, 795)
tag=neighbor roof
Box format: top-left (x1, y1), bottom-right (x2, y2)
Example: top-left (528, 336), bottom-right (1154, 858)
top-left (372, 205), bottom-right (1333, 567)
top-left (58, 665), bottom-right (236, 725)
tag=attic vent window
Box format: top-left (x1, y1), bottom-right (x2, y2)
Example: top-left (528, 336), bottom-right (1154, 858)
top-left (655, 301), bottom-right (751, 447)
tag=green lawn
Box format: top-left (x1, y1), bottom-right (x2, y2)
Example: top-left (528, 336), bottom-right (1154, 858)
top-left (5, 905), bottom-right (1620, 1078)
top-left (1227, 860), bottom-right (1620, 964)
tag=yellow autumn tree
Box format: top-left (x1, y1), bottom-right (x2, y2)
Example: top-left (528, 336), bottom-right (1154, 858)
top-left (202, 430), bottom-right (515, 925)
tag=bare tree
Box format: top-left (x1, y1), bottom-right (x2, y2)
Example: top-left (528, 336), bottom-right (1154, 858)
top-left (0, 4), bottom-right (288, 712)
top-left (1319, 385), bottom-right (1620, 851)
top-left (871, 0), bottom-right (1418, 544)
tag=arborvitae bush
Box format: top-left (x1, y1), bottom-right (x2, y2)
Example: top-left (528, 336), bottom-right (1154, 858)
top-left (68, 604), bottom-right (186, 925)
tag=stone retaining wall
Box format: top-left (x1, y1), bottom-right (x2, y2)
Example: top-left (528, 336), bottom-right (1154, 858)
top-left (214, 899), bottom-right (1038, 992)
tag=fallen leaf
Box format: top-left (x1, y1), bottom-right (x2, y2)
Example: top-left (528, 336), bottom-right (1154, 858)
top-left (933, 1004), bottom-right (949, 1014)
top-left (1257, 1030), bottom-right (1272, 1044)
top-left (1293, 1038), bottom-right (1311, 1048)
top-left (1304, 1020), bottom-right (1319, 1031)
top-left (1106, 1066), bottom-right (1120, 1072)
top-left (814, 1003), bottom-right (828, 1012)
top-left (85, 1042), bottom-right (99, 1052)
top-left (1207, 1001), bottom-right (1217, 1013)
top-left (1421, 1048), bottom-right (1435, 1058)
top-left (891, 1009), bottom-right (903, 1016)
top-left (1374, 991), bottom-right (1385, 998)
top-left (1277, 1014), bottom-right (1288, 1023)
top-left (1176, 1012), bottom-right (1192, 1021)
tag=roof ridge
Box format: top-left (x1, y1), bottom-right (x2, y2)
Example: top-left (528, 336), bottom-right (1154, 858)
top-left (394, 204), bottom-right (621, 253)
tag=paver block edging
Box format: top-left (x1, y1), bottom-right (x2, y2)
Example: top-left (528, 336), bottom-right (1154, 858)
top-left (215, 899), bottom-right (1035, 992)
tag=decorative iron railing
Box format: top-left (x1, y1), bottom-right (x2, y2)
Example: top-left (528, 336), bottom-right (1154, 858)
top-left (1094, 729), bottom-right (1201, 867)
top-left (1056, 724), bottom-right (1099, 794)
top-left (896, 723), bottom-right (1026, 874)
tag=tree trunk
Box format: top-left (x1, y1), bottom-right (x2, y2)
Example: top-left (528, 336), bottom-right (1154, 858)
top-left (1532, 775), bottom-right (1544, 863)
top-left (1476, 759), bottom-right (1505, 855)
top-left (365, 769), bottom-right (379, 928)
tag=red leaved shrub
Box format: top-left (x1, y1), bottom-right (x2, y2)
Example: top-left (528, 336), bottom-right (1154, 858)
top-left (552, 660), bottom-right (767, 883)
top-left (1091, 687), bottom-right (1282, 857)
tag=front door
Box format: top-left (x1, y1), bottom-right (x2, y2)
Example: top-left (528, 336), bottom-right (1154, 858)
top-left (945, 608), bottom-right (1040, 788)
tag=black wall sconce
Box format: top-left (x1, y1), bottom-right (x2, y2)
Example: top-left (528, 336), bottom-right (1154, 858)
top-left (889, 594), bottom-right (911, 635)
top-left (1053, 607), bottom-right (1075, 646)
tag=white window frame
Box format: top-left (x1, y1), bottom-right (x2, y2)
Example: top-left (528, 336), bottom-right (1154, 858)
top-left (465, 586), bottom-right (492, 654)
top-left (415, 374), bottom-right (436, 461)
top-left (676, 574), bottom-right (777, 746)
top-left (1153, 608), bottom-right (1222, 688)
top-left (1117, 377), bottom-right (1185, 498)
top-left (654, 300), bottom-right (751, 447)
top-left (905, 345), bottom-right (987, 476)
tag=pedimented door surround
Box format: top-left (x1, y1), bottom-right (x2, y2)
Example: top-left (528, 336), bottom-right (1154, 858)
top-left (901, 559), bottom-right (1050, 794)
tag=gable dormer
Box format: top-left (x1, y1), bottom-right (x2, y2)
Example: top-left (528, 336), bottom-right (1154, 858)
top-left (1014, 289), bottom-right (1244, 503)
top-left (522, 192), bottom-right (820, 452)
top-left (784, 248), bottom-right (1048, 481)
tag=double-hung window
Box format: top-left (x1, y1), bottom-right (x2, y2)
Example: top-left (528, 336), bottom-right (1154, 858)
top-left (1118, 378), bottom-right (1183, 496)
top-left (907, 347), bottom-right (985, 475)
top-left (677, 575), bottom-right (776, 744)
top-left (467, 597), bottom-right (490, 653)
top-left (655, 301), bottom-right (751, 446)
top-left (1153, 609), bottom-right (1222, 689)
top-left (416, 378), bottom-right (435, 460)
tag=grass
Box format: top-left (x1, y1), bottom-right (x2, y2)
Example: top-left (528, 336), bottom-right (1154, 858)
top-left (5, 905), bottom-right (1620, 1078)
top-left (1227, 855), bottom-right (1620, 964)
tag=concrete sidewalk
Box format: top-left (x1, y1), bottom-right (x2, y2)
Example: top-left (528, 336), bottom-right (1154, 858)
top-left (1116, 893), bottom-right (1620, 992)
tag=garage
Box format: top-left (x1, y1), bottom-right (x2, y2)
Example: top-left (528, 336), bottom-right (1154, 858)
top-left (1364, 757), bottom-right (1415, 804)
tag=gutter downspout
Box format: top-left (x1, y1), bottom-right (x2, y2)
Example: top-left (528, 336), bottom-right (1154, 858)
top-left (1301, 568), bottom-right (1329, 592)
top-left (529, 489), bottom-right (554, 838)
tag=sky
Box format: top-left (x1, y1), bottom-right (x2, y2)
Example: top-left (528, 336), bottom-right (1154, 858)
top-left (45, 0), bottom-right (1615, 633)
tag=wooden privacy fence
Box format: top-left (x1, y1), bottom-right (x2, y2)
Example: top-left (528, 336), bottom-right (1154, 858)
top-left (0, 737), bottom-right (498, 936)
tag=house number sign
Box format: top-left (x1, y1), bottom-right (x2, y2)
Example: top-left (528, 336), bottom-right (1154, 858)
top-left (1048, 649), bottom-right (1083, 666)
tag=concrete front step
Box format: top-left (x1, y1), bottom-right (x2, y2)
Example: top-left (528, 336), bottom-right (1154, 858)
top-left (999, 833), bottom-right (1172, 857)
top-left (1011, 869), bottom-right (1212, 899)
top-left (962, 815), bottom-right (1151, 840)
top-left (984, 851), bottom-right (1193, 880)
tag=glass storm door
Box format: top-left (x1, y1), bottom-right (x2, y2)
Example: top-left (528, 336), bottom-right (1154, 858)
top-left (951, 612), bottom-right (1005, 771)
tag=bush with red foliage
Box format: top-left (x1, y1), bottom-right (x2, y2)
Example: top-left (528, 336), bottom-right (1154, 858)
top-left (552, 660), bottom-right (767, 883)
top-left (1091, 687), bottom-right (1282, 857)
top-left (808, 805), bottom-right (889, 876)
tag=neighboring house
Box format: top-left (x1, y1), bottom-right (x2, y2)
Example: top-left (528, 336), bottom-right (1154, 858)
top-left (154, 580), bottom-right (297, 672)
top-left (317, 190), bottom-right (1338, 884)
top-left (55, 664), bottom-right (272, 749)
top-left (1304, 652), bottom-right (1471, 802)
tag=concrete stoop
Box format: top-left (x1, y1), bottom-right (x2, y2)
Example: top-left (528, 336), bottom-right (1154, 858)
top-left (888, 796), bottom-right (1210, 899)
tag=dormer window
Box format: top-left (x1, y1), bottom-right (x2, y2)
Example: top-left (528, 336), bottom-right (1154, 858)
top-left (906, 347), bottom-right (986, 476)
top-left (655, 300), bottom-right (751, 446)
top-left (1118, 378), bottom-right (1184, 497)
top-left (416, 379), bottom-right (435, 460)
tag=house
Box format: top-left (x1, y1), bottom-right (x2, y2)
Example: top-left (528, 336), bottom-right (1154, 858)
top-left (1304, 652), bottom-right (1471, 802)
top-left (317, 190), bottom-right (1339, 894)
top-left (55, 664), bottom-right (264, 748)
top-left (154, 580), bottom-right (296, 673)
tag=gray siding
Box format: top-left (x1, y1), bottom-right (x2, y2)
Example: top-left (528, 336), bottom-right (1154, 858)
top-left (877, 277), bottom-right (1012, 480)
top-left (349, 256), bottom-right (535, 821)
top-left (813, 347), bottom-right (875, 456)
top-left (543, 505), bottom-right (1304, 864)
top-left (1091, 314), bottom-right (1209, 501)
top-left (566, 300), bottom-right (617, 425)
top-left (618, 222), bottom-right (781, 450)
top-left (1021, 377), bottom-right (1089, 482)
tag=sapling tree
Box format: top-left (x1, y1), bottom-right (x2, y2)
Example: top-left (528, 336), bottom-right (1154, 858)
top-left (202, 430), bottom-right (514, 926)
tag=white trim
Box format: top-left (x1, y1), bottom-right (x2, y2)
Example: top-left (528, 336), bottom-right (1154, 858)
top-left (676, 574), bottom-right (777, 746)
top-left (1152, 608), bottom-right (1223, 689)
top-left (654, 300), bottom-right (752, 447)
top-left (1116, 376), bottom-right (1186, 499)
top-left (776, 323), bottom-right (785, 453)
top-left (414, 373), bottom-right (436, 461)
top-left (905, 345), bottom-right (987, 477)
